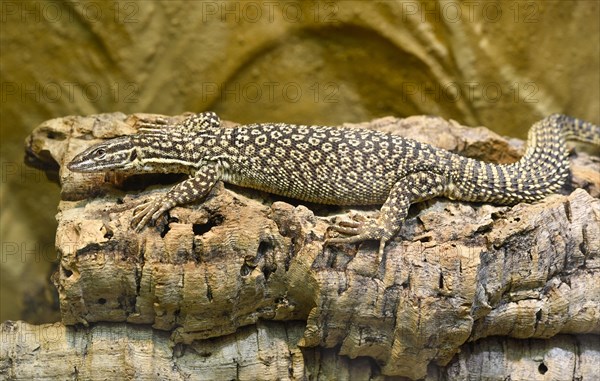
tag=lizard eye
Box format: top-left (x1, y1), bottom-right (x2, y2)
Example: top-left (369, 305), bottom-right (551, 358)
top-left (94, 148), bottom-right (106, 158)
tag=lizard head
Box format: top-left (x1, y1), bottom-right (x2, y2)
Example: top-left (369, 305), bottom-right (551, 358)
top-left (68, 111), bottom-right (223, 175)
top-left (68, 136), bottom-right (140, 173)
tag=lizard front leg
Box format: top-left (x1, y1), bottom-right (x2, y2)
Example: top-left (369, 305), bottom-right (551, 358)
top-left (327, 172), bottom-right (448, 257)
top-left (131, 163), bottom-right (220, 231)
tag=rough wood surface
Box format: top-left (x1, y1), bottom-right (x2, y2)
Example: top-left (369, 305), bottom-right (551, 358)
top-left (1, 321), bottom-right (598, 380)
top-left (20, 113), bottom-right (600, 380)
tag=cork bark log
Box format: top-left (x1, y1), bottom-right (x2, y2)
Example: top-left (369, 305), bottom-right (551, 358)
top-left (1, 321), bottom-right (598, 380)
top-left (14, 113), bottom-right (600, 380)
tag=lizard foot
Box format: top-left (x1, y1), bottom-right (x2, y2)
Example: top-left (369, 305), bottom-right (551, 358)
top-left (130, 197), bottom-right (174, 232)
top-left (325, 218), bottom-right (388, 258)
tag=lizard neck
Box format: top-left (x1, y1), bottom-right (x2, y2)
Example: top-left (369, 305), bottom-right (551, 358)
top-left (129, 128), bottom-right (217, 174)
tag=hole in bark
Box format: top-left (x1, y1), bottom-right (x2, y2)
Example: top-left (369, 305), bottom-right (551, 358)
top-left (538, 362), bottom-right (548, 374)
top-left (257, 240), bottom-right (275, 280)
top-left (241, 254), bottom-right (258, 276)
top-left (240, 263), bottom-right (253, 276)
top-left (160, 223), bottom-right (170, 238)
top-left (401, 277), bottom-right (410, 289)
top-left (536, 309), bottom-right (543, 321)
top-left (62, 267), bottom-right (73, 278)
top-left (475, 223), bottom-right (492, 234)
top-left (98, 298), bottom-right (106, 305)
top-left (46, 130), bottom-right (66, 140)
top-left (192, 223), bottom-right (210, 235)
top-left (193, 214), bottom-right (224, 236)
top-left (579, 241), bottom-right (587, 255)
top-left (206, 284), bottom-right (213, 302)
top-left (438, 272), bottom-right (444, 289)
top-left (257, 240), bottom-right (272, 257)
top-left (491, 211), bottom-right (502, 220)
top-left (563, 201), bottom-right (572, 222)
top-left (262, 265), bottom-right (275, 281)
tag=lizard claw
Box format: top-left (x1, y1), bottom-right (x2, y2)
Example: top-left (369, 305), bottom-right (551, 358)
top-left (325, 218), bottom-right (390, 260)
top-left (338, 220), bottom-right (361, 228)
top-left (328, 220), bottom-right (361, 235)
top-left (326, 219), bottom-right (385, 245)
top-left (131, 197), bottom-right (173, 232)
top-left (131, 200), bottom-right (156, 231)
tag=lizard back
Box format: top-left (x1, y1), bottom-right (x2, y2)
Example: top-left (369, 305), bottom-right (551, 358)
top-left (213, 114), bottom-right (598, 206)
top-left (67, 112), bottom-right (599, 250)
top-left (218, 123), bottom-right (427, 205)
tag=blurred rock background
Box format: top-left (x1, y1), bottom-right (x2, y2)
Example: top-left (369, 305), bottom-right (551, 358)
top-left (1, 1), bottom-right (598, 323)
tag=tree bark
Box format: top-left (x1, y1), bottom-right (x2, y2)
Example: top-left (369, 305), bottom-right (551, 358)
top-left (1, 321), bottom-right (598, 380)
top-left (15, 113), bottom-right (600, 380)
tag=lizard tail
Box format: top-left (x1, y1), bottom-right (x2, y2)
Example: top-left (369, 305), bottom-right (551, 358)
top-left (555, 113), bottom-right (600, 146)
top-left (444, 114), bottom-right (599, 204)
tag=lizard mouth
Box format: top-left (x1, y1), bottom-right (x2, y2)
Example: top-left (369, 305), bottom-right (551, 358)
top-left (67, 156), bottom-right (88, 172)
top-left (67, 158), bottom-right (110, 172)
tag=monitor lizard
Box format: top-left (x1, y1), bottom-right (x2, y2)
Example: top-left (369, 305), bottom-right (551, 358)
top-left (68, 113), bottom-right (600, 256)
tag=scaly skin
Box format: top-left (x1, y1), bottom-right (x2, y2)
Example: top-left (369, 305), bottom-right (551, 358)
top-left (68, 112), bottom-right (600, 256)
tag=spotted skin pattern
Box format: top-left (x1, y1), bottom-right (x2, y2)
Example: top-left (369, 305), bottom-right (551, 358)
top-left (68, 112), bottom-right (599, 256)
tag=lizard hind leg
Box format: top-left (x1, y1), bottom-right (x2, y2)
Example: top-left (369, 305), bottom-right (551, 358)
top-left (326, 172), bottom-right (448, 258)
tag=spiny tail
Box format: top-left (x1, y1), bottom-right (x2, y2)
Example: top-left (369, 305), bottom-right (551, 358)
top-left (445, 114), bottom-right (599, 204)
